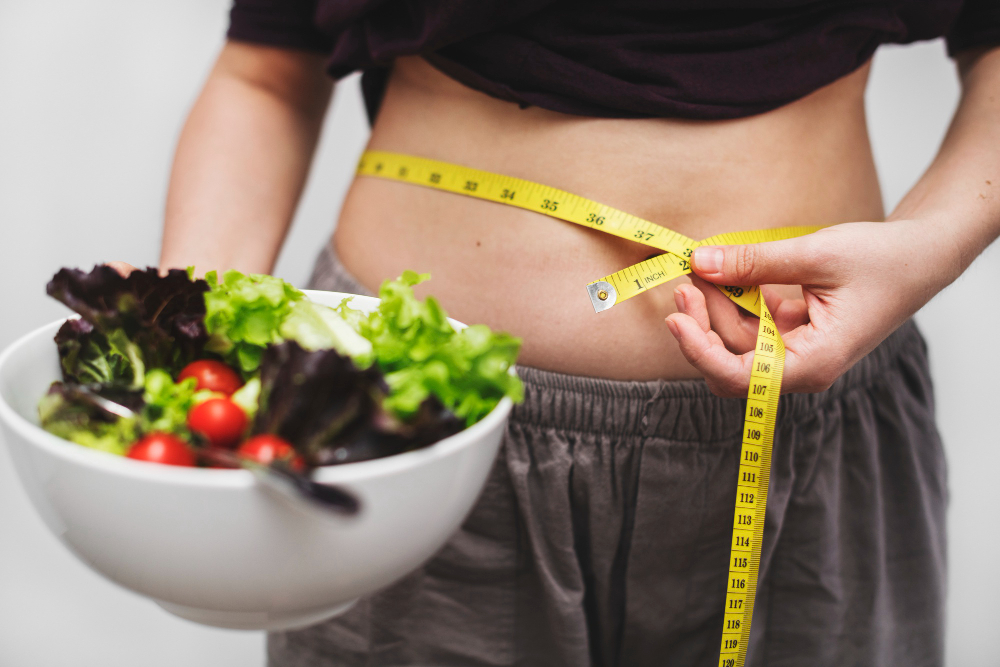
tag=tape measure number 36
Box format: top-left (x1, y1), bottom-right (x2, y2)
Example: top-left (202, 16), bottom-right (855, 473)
top-left (358, 150), bottom-right (819, 667)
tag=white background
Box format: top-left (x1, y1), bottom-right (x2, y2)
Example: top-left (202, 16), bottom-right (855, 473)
top-left (0, 2), bottom-right (997, 665)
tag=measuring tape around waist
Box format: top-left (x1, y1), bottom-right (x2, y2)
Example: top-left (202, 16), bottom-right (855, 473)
top-left (357, 150), bottom-right (820, 667)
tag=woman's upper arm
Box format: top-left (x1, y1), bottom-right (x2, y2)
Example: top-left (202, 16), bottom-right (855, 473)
top-left (213, 40), bottom-right (334, 118)
top-left (216, 0), bottom-right (334, 113)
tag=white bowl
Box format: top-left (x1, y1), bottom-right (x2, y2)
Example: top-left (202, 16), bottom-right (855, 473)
top-left (0, 291), bottom-right (511, 631)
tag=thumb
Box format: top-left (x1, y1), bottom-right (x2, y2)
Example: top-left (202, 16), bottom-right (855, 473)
top-left (691, 235), bottom-right (827, 286)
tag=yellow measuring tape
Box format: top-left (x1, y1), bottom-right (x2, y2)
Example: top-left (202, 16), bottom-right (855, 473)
top-left (358, 150), bottom-right (819, 667)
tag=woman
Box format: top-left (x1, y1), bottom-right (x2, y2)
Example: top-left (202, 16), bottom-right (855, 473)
top-left (153, 1), bottom-right (1000, 665)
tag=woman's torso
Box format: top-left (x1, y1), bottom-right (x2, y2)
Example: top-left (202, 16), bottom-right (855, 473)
top-left (333, 55), bottom-right (883, 381)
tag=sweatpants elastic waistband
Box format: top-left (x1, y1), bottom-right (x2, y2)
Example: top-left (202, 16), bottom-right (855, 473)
top-left (513, 319), bottom-right (925, 441)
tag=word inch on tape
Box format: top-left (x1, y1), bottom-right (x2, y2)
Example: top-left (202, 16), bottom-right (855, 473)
top-left (358, 150), bottom-right (813, 667)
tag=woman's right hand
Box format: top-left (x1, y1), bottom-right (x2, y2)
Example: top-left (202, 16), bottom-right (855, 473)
top-left (665, 219), bottom-right (958, 397)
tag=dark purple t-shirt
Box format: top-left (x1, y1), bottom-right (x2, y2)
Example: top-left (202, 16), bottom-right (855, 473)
top-left (227, 0), bottom-right (1000, 121)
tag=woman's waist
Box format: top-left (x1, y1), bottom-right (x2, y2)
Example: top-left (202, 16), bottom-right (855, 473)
top-left (333, 166), bottom-right (881, 381)
top-left (333, 58), bottom-right (884, 381)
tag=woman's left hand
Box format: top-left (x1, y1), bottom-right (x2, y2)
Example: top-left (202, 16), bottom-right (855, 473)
top-left (664, 219), bottom-right (957, 397)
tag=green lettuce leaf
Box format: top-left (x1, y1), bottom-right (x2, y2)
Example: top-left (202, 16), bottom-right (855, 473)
top-left (54, 319), bottom-right (140, 386)
top-left (332, 297), bottom-right (368, 334)
top-left (280, 300), bottom-right (373, 361)
top-left (38, 383), bottom-right (142, 456)
top-left (139, 369), bottom-right (206, 436)
top-left (203, 269), bottom-right (373, 373)
top-left (230, 377), bottom-right (261, 421)
top-left (202, 270), bottom-right (303, 373)
top-left (349, 271), bottom-right (524, 426)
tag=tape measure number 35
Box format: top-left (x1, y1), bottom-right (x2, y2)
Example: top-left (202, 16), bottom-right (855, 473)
top-left (358, 150), bottom-right (819, 667)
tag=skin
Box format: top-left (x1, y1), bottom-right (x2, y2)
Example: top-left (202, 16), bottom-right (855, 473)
top-left (151, 40), bottom-right (1000, 393)
top-left (161, 43), bottom-right (334, 275)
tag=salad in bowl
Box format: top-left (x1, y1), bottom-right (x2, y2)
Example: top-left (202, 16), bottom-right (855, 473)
top-left (0, 266), bottom-right (522, 630)
top-left (39, 265), bottom-right (522, 471)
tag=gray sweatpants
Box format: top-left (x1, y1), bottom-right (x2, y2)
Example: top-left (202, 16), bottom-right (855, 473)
top-left (269, 245), bottom-right (947, 667)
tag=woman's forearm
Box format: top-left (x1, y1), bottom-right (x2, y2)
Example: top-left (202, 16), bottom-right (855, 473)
top-left (160, 41), bottom-right (334, 276)
top-left (888, 46), bottom-right (1000, 286)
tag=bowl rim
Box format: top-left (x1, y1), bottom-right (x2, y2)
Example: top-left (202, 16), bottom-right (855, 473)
top-left (0, 292), bottom-right (515, 488)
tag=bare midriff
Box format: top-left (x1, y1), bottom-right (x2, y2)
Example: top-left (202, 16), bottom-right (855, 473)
top-left (333, 56), bottom-right (884, 381)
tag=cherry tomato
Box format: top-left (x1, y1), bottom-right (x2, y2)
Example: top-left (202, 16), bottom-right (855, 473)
top-left (188, 398), bottom-right (247, 448)
top-left (178, 360), bottom-right (243, 395)
top-left (127, 433), bottom-right (195, 467)
top-left (238, 434), bottom-right (303, 470)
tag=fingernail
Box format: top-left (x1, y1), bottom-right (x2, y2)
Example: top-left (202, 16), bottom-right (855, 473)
top-left (674, 287), bottom-right (686, 311)
top-left (665, 317), bottom-right (679, 338)
top-left (694, 247), bottom-right (724, 274)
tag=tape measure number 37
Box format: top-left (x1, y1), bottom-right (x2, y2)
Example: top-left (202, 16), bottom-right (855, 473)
top-left (358, 150), bottom-right (819, 667)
